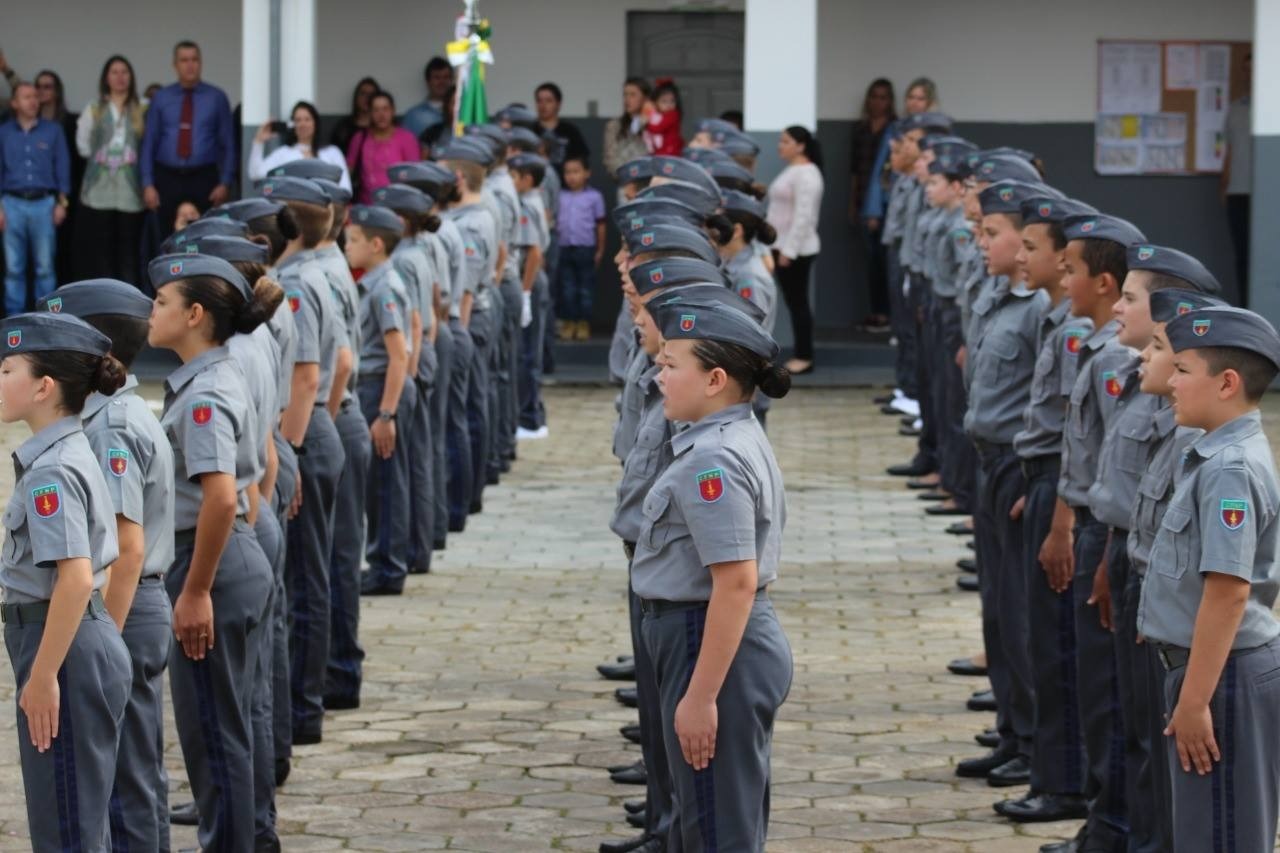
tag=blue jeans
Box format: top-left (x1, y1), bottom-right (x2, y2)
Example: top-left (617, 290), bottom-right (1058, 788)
top-left (556, 245), bottom-right (596, 322)
top-left (3, 195), bottom-right (57, 315)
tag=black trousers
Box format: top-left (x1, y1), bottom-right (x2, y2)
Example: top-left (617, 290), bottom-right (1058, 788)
top-left (774, 252), bottom-right (817, 361)
top-left (861, 222), bottom-right (889, 317)
top-left (1225, 194), bottom-right (1250, 307)
top-left (153, 163), bottom-right (220, 238)
top-left (75, 205), bottom-right (144, 285)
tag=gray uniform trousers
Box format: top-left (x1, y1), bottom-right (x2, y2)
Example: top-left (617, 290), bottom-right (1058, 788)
top-left (1163, 638), bottom-right (1280, 853)
top-left (8, 598), bottom-right (130, 853)
top-left (937, 297), bottom-right (974, 510)
top-left (887, 248), bottom-right (918, 398)
top-left (627, 559), bottom-right (673, 842)
top-left (358, 376), bottom-right (417, 590)
top-left (910, 280), bottom-right (937, 471)
top-left (1143, 623), bottom-right (1174, 851)
top-left (109, 577), bottom-right (173, 852)
top-left (485, 288), bottom-right (509, 481)
top-left (166, 522), bottom-right (273, 853)
top-left (1021, 458), bottom-right (1086, 795)
top-left (1071, 510), bottom-right (1128, 849)
top-left (519, 274), bottom-right (549, 431)
top-left (408, 343), bottom-right (437, 573)
top-left (446, 316), bottom-right (475, 529)
top-left (431, 323), bottom-right (454, 547)
top-left (644, 597), bottom-right (793, 853)
top-left (287, 407), bottom-right (345, 739)
top-left (497, 276), bottom-right (522, 466)
top-left (252, 508), bottom-right (283, 849)
top-left (608, 299), bottom-right (632, 385)
top-left (327, 399), bottom-right (371, 701)
top-left (974, 444), bottom-right (1033, 758)
top-left (271, 435), bottom-right (298, 764)
top-left (466, 308), bottom-right (495, 509)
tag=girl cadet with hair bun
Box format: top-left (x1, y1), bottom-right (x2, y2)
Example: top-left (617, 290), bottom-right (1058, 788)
top-left (630, 297), bottom-right (793, 852)
top-left (146, 252), bottom-right (282, 853)
top-left (0, 312), bottom-right (132, 851)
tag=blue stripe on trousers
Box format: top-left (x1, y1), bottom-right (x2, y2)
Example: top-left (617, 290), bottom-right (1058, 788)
top-left (681, 609), bottom-right (717, 853)
top-left (193, 658), bottom-right (233, 845)
top-left (53, 667), bottom-right (81, 850)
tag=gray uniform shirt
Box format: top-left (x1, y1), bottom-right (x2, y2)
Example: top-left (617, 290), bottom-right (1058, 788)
top-left (613, 348), bottom-right (651, 463)
top-left (1088, 361), bottom-right (1166, 529)
top-left (928, 207), bottom-right (972, 299)
top-left (963, 275), bottom-right (1009, 388)
top-left (488, 167), bottom-right (522, 282)
top-left (1128, 407), bottom-right (1201, 578)
top-left (963, 286), bottom-right (1047, 444)
top-left (897, 182), bottom-right (924, 268)
top-left (882, 173), bottom-right (912, 245)
top-left (1015, 299), bottom-right (1091, 460)
top-left (163, 346), bottom-right (258, 530)
top-left (610, 363), bottom-right (672, 543)
top-left (1137, 411), bottom-right (1280, 650)
top-left (266, 298), bottom-right (297, 411)
top-left (907, 204), bottom-right (939, 275)
top-left (228, 331), bottom-right (274, 477)
top-left (278, 249), bottom-right (340, 403)
top-left (316, 243), bottom-right (360, 396)
top-left (631, 403), bottom-right (785, 602)
top-left (1059, 322), bottom-right (1134, 508)
top-left (446, 202), bottom-right (498, 313)
top-left (356, 259), bottom-right (410, 376)
top-left (434, 217), bottom-right (467, 318)
top-left (725, 245), bottom-right (778, 333)
top-left (82, 375), bottom-right (176, 579)
top-left (1, 417), bottom-right (119, 603)
top-left (391, 239), bottom-right (436, 381)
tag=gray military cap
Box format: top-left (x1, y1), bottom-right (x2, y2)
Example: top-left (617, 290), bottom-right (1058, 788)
top-left (494, 103), bottom-right (539, 130)
top-left (612, 197), bottom-right (703, 232)
top-left (373, 183), bottom-right (433, 214)
top-left (683, 147), bottom-right (733, 167)
top-left (902, 112), bottom-right (953, 134)
top-left (623, 223), bottom-right (719, 265)
top-left (436, 136), bottom-right (494, 166)
top-left (720, 188), bottom-right (766, 220)
top-left (2, 312), bottom-right (111, 357)
top-left (716, 132), bottom-right (760, 157)
top-left (649, 282), bottom-right (768, 324)
top-left (210, 198), bottom-right (286, 223)
top-left (171, 217), bottom-right (249, 243)
top-left (1148, 289), bottom-right (1227, 323)
top-left (650, 156), bottom-right (721, 197)
top-left (506, 126), bottom-right (543, 152)
top-left (707, 159), bottom-right (755, 190)
top-left (1020, 196), bottom-right (1097, 225)
top-left (260, 175), bottom-right (330, 207)
top-left (629, 257), bottom-right (729, 296)
top-left (312, 177), bottom-right (351, 205)
top-left (148, 253), bottom-right (253, 301)
top-left (1166, 306), bottom-right (1280, 371)
top-left (1062, 213), bottom-right (1146, 245)
top-left (968, 155), bottom-right (1042, 184)
top-left (177, 235), bottom-right (270, 265)
top-left (696, 118), bottom-right (740, 137)
top-left (387, 160), bottom-right (454, 190)
top-left (507, 153), bottom-right (547, 180)
top-left (617, 157), bottom-right (654, 183)
top-left (38, 280), bottom-right (152, 320)
top-left (268, 159), bottom-right (343, 183)
top-left (636, 181), bottom-right (721, 218)
top-left (651, 298), bottom-right (779, 360)
top-left (979, 181), bottom-right (1056, 216)
top-left (348, 204), bottom-right (404, 233)
top-left (1126, 244), bottom-right (1221, 294)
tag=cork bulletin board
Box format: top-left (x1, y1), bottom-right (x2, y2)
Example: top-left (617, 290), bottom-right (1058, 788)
top-left (1094, 39), bottom-right (1252, 175)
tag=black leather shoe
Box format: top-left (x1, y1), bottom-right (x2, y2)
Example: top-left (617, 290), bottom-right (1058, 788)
top-left (955, 748), bottom-right (1017, 778)
top-left (927, 504), bottom-right (970, 516)
top-left (608, 760), bottom-right (641, 774)
top-left (626, 810), bottom-right (646, 828)
top-left (408, 564), bottom-right (430, 575)
top-left (599, 834), bottom-right (653, 853)
top-left (987, 755), bottom-right (1032, 787)
top-left (975, 730), bottom-right (1001, 748)
top-left (1039, 825), bottom-right (1086, 852)
top-left (880, 404), bottom-right (903, 415)
top-left (610, 764), bottom-right (648, 785)
top-left (615, 687), bottom-right (638, 708)
top-left (359, 573), bottom-right (403, 596)
top-left (947, 657), bottom-right (988, 677)
top-left (433, 538), bottom-right (447, 551)
top-left (873, 393), bottom-right (895, 405)
top-left (323, 693), bottom-right (360, 710)
top-left (887, 461), bottom-right (934, 477)
top-left (617, 655), bottom-right (633, 663)
top-left (967, 689), bottom-right (997, 711)
top-left (956, 575), bottom-right (980, 592)
top-left (906, 478), bottom-right (940, 490)
top-left (293, 727), bottom-right (322, 746)
top-left (469, 499), bottom-right (483, 514)
top-left (917, 491), bottom-right (949, 502)
top-left (275, 757), bottom-right (291, 787)
top-left (623, 799), bottom-right (647, 814)
top-left (946, 521), bottom-right (974, 535)
top-left (995, 792), bottom-right (1089, 822)
top-left (598, 660), bottom-right (636, 681)
top-left (899, 426), bottom-right (921, 437)
top-left (966, 539), bottom-right (976, 550)
top-left (171, 801), bottom-right (199, 826)
top-left (956, 558), bottom-right (978, 573)
top-left (620, 724), bottom-right (642, 744)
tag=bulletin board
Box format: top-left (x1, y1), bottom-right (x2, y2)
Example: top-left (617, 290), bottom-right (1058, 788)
top-left (1094, 39), bottom-right (1251, 176)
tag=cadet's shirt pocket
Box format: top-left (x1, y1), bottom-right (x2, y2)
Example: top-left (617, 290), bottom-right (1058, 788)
top-left (1068, 373), bottom-right (1091, 439)
top-left (641, 491), bottom-right (671, 551)
top-left (985, 337), bottom-right (1020, 382)
top-left (1135, 470), bottom-right (1167, 535)
top-left (1116, 418), bottom-right (1155, 475)
top-left (630, 425), bottom-right (666, 480)
top-left (1154, 505), bottom-right (1194, 580)
top-left (2, 500), bottom-right (26, 565)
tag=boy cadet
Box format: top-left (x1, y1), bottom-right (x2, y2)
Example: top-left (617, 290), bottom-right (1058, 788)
top-left (1083, 245), bottom-right (1221, 852)
top-left (954, 181), bottom-right (1049, 790)
top-left (508, 153), bottom-right (551, 436)
top-left (996, 195), bottom-right (1096, 825)
top-left (1129, 285), bottom-right (1225, 852)
top-left (1137, 306), bottom-right (1280, 853)
top-left (1046, 211), bottom-right (1147, 853)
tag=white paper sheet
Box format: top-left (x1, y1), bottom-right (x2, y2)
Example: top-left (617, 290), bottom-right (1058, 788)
top-left (1164, 44), bottom-right (1198, 90)
top-left (1099, 42), bottom-right (1163, 115)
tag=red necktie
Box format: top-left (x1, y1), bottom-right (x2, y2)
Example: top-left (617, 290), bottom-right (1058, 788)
top-left (177, 89), bottom-right (194, 160)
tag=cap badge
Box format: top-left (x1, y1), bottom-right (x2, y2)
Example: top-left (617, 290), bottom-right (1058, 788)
top-left (1177, 301), bottom-right (1193, 316)
top-left (1192, 318), bottom-right (1211, 336)
top-left (649, 268), bottom-right (664, 285)
top-left (1138, 246), bottom-right (1155, 261)
top-left (679, 313), bottom-right (696, 332)
top-left (6, 330), bottom-right (20, 348)
top-left (46, 297), bottom-right (62, 313)
top-left (170, 261), bottom-right (184, 275)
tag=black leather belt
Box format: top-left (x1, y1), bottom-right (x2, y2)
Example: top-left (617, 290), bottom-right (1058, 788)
top-left (640, 588), bottom-right (768, 616)
top-left (3, 590), bottom-right (105, 626)
top-left (1020, 454), bottom-right (1061, 480)
top-left (1073, 507), bottom-right (1097, 527)
top-left (4, 189), bottom-right (54, 200)
top-left (1156, 643), bottom-right (1259, 671)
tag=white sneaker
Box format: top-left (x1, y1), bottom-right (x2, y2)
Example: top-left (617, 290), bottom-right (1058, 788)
top-left (516, 426), bottom-right (549, 440)
top-left (912, 418), bottom-right (923, 430)
top-left (892, 389), bottom-right (904, 399)
top-left (890, 397), bottom-right (921, 417)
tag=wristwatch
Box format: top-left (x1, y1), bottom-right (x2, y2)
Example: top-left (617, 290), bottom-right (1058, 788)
top-left (377, 410), bottom-right (396, 423)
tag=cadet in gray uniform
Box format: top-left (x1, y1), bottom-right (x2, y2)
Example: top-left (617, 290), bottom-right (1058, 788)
top-left (1052, 212), bottom-right (1147, 853)
top-left (0, 313), bottom-right (132, 853)
top-left (147, 253), bottom-right (280, 853)
top-left (1136, 306), bottom-right (1280, 853)
top-left (439, 139), bottom-right (500, 516)
top-left (1127, 285), bottom-right (1225, 853)
top-left (633, 298), bottom-right (793, 852)
top-left (261, 176), bottom-right (347, 747)
top-left (718, 189), bottom-right (779, 428)
top-left (344, 206), bottom-right (416, 596)
top-left (954, 182), bottom-right (1047, 790)
top-left (509, 153), bottom-right (551, 434)
top-left (37, 281), bottom-right (177, 853)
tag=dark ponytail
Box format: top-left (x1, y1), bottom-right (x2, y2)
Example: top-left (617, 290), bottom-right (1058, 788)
top-left (177, 274), bottom-right (285, 342)
top-left (755, 362), bottom-right (791, 398)
top-left (26, 350), bottom-right (128, 414)
top-left (691, 339), bottom-right (791, 400)
top-left (725, 209), bottom-right (776, 246)
top-left (784, 125), bottom-right (824, 172)
top-left (247, 207), bottom-right (301, 263)
top-left (704, 213), bottom-right (734, 246)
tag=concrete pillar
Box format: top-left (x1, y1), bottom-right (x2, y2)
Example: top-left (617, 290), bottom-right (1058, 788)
top-left (1250, 0), bottom-right (1279, 323)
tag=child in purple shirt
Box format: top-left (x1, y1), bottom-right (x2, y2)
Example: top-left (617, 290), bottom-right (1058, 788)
top-left (555, 155), bottom-right (605, 340)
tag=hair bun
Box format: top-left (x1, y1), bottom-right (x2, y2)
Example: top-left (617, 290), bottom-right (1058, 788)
top-left (233, 275), bottom-right (285, 334)
top-left (93, 354), bottom-right (128, 396)
top-left (756, 363), bottom-right (792, 399)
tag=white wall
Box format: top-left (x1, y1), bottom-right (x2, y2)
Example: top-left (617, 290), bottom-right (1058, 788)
top-left (817, 0), bottom-right (1254, 122)
top-left (0, 1), bottom-right (241, 110)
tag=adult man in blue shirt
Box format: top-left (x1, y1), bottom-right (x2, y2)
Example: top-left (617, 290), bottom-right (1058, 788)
top-left (141, 40), bottom-right (236, 236)
top-left (401, 57), bottom-right (454, 141)
top-left (0, 80), bottom-right (70, 315)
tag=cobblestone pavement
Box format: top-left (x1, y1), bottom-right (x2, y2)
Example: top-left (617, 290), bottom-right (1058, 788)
top-left (0, 386), bottom-right (1276, 851)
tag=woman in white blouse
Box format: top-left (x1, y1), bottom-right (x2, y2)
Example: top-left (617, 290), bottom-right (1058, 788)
top-left (248, 101), bottom-right (352, 191)
top-left (766, 125), bottom-right (824, 374)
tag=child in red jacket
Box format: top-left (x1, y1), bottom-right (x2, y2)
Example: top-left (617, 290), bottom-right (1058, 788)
top-left (644, 79), bottom-right (684, 157)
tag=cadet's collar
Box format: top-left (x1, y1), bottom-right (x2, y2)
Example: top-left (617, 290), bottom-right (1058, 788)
top-left (729, 244), bottom-right (754, 268)
top-left (1085, 318), bottom-right (1119, 351)
top-left (1154, 401), bottom-right (1177, 438)
top-left (82, 373), bottom-right (139, 420)
top-left (165, 345), bottom-right (233, 395)
top-left (359, 260), bottom-right (392, 290)
top-left (277, 250), bottom-right (314, 273)
top-left (1189, 409), bottom-right (1263, 460)
top-left (671, 402), bottom-right (755, 457)
top-left (1121, 354), bottom-right (1144, 396)
top-left (1046, 298), bottom-right (1073, 326)
top-left (13, 415), bottom-right (83, 475)
top-left (640, 361), bottom-right (662, 392)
